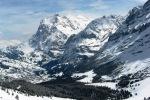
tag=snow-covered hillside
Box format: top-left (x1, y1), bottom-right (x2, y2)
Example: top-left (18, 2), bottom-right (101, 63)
top-left (0, 87), bottom-right (74, 100)
top-left (126, 77), bottom-right (150, 100)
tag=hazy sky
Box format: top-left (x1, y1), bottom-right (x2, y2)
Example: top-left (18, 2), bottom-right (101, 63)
top-left (0, 0), bottom-right (147, 40)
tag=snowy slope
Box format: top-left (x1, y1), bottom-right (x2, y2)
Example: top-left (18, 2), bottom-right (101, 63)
top-left (126, 77), bottom-right (150, 100)
top-left (0, 87), bottom-right (74, 100)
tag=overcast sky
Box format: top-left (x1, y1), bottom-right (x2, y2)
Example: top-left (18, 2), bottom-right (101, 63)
top-left (0, 0), bottom-right (147, 40)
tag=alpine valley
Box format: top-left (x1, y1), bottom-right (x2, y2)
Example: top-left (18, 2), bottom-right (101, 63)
top-left (1, 0), bottom-right (150, 100)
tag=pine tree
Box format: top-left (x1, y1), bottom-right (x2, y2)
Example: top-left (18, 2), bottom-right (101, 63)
top-left (15, 95), bottom-right (19, 100)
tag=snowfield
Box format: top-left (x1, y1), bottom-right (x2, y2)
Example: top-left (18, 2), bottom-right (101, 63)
top-left (72, 70), bottom-right (96, 83)
top-left (126, 78), bottom-right (150, 100)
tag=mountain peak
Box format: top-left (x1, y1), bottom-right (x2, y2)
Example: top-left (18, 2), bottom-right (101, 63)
top-left (29, 14), bottom-right (91, 55)
top-left (85, 15), bottom-right (124, 35)
top-left (40, 14), bottom-right (62, 25)
top-left (62, 15), bottom-right (124, 62)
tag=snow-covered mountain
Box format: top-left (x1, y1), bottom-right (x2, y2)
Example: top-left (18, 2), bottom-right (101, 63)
top-left (1, 0), bottom-right (150, 98)
top-left (0, 14), bottom-right (91, 83)
top-left (42, 15), bottom-right (124, 77)
top-left (74, 0), bottom-right (150, 99)
top-left (0, 14), bottom-right (123, 82)
top-left (89, 0), bottom-right (150, 78)
top-left (29, 14), bottom-right (90, 57)
top-left (63, 15), bottom-right (123, 61)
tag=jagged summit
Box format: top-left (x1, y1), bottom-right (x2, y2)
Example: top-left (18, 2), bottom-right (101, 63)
top-left (29, 14), bottom-right (91, 56)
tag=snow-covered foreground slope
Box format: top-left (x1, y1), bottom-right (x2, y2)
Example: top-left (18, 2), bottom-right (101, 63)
top-left (0, 87), bottom-right (74, 100)
top-left (85, 78), bottom-right (150, 100)
top-left (126, 77), bottom-right (150, 100)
